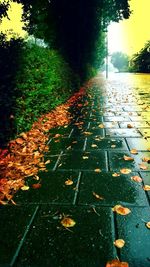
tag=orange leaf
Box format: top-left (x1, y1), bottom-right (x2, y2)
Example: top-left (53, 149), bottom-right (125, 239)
top-left (112, 205), bottom-right (131, 215)
top-left (131, 175), bottom-right (142, 182)
top-left (139, 163), bottom-right (148, 170)
top-left (114, 239), bottom-right (125, 248)
top-left (94, 168), bottom-right (101, 173)
top-left (130, 149), bottom-right (138, 154)
top-left (65, 179), bottom-right (73, 186)
top-left (32, 183), bottom-right (41, 189)
top-left (106, 259), bottom-right (129, 267)
top-left (127, 124), bottom-right (133, 128)
top-left (16, 138), bottom-right (24, 145)
top-left (93, 191), bottom-right (104, 200)
top-left (142, 157), bottom-right (150, 163)
top-left (120, 168), bottom-right (132, 174)
top-left (61, 217), bottom-right (76, 228)
top-left (123, 155), bottom-right (134, 161)
top-left (98, 123), bottom-right (104, 128)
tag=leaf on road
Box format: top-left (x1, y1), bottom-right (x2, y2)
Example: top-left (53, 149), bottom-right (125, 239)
top-left (21, 185), bottom-right (30, 191)
top-left (143, 185), bottom-right (150, 191)
top-left (120, 168), bottom-right (132, 174)
top-left (130, 149), bottom-right (138, 154)
top-left (94, 168), bottom-right (101, 173)
top-left (112, 205), bottom-right (131, 215)
top-left (112, 173), bottom-right (120, 177)
top-left (123, 155), bottom-right (134, 161)
top-left (131, 176), bottom-right (142, 182)
top-left (83, 131), bottom-right (93, 135)
top-left (146, 222), bottom-right (150, 229)
top-left (142, 157), bottom-right (150, 163)
top-left (93, 191), bottom-right (104, 200)
top-left (91, 144), bottom-right (98, 148)
top-left (106, 259), bottom-right (129, 267)
top-left (127, 123), bottom-right (133, 128)
top-left (65, 179), bottom-right (73, 186)
top-left (32, 183), bottom-right (41, 189)
top-left (82, 156), bottom-right (89, 159)
top-left (98, 123), bottom-right (104, 128)
top-left (61, 217), bottom-right (76, 228)
top-left (114, 239), bottom-right (125, 248)
top-left (139, 163), bottom-right (148, 170)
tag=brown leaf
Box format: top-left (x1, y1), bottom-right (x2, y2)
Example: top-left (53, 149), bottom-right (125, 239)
top-left (61, 217), bottom-right (76, 228)
top-left (92, 191), bottom-right (104, 200)
top-left (142, 157), bottom-right (150, 163)
top-left (112, 173), bottom-right (120, 177)
top-left (112, 205), bottom-right (131, 215)
top-left (106, 259), bottom-right (129, 267)
top-left (114, 239), bottom-right (125, 248)
top-left (127, 123), bottom-right (133, 128)
top-left (32, 183), bottom-right (41, 189)
top-left (139, 163), bottom-right (148, 170)
top-left (98, 123), bottom-right (104, 128)
top-left (94, 168), bottom-right (101, 173)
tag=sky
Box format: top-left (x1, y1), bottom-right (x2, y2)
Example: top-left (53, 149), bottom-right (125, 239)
top-left (108, 0), bottom-right (150, 55)
top-left (0, 0), bottom-right (150, 56)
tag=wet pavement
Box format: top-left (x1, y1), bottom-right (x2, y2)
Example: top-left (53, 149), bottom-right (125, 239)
top-left (0, 73), bottom-right (150, 267)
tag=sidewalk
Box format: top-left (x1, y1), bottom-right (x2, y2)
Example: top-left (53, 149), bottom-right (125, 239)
top-left (0, 73), bottom-right (150, 267)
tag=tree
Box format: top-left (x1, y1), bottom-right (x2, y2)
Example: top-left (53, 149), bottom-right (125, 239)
top-left (111, 52), bottom-right (129, 72)
top-left (129, 41), bottom-right (150, 73)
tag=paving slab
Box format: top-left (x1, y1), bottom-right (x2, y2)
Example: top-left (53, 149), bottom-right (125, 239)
top-left (0, 205), bottom-right (37, 267)
top-left (15, 205), bottom-right (116, 267)
top-left (106, 128), bottom-right (142, 137)
top-left (116, 207), bottom-right (150, 267)
top-left (14, 171), bottom-right (80, 205)
top-left (78, 171), bottom-right (149, 206)
top-left (86, 137), bottom-right (128, 150)
top-left (57, 151), bottom-right (107, 171)
top-left (126, 137), bottom-right (150, 151)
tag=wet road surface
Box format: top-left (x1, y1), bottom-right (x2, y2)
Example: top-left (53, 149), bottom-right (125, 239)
top-left (0, 73), bottom-right (150, 267)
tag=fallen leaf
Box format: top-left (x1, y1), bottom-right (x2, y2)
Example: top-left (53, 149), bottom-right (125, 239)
top-left (93, 191), bottom-right (104, 200)
top-left (111, 144), bottom-right (116, 148)
top-left (123, 155), bottom-right (134, 161)
top-left (139, 163), bottom-right (148, 170)
top-left (83, 131), bottom-right (93, 135)
top-left (16, 138), bottom-right (24, 145)
top-left (120, 168), bottom-right (132, 174)
top-left (112, 173), bottom-right (120, 177)
top-left (82, 156), bottom-right (89, 159)
top-left (146, 222), bottom-right (150, 229)
top-left (65, 179), bottom-right (73, 185)
top-left (21, 185), bottom-right (30, 191)
top-left (112, 205), bottom-right (131, 215)
top-left (45, 160), bottom-right (50, 165)
top-left (114, 239), bottom-right (125, 248)
top-left (32, 183), bottom-right (41, 189)
top-left (143, 185), bottom-right (150, 191)
top-left (106, 259), bottom-right (129, 267)
top-left (131, 176), bottom-right (142, 182)
top-left (61, 217), bottom-right (76, 228)
top-left (127, 124), bottom-right (133, 128)
top-left (130, 149), bottom-right (138, 154)
top-left (91, 144), bottom-right (98, 148)
top-left (98, 123), bottom-right (104, 128)
top-left (142, 157), bottom-right (150, 163)
top-left (94, 168), bottom-right (101, 173)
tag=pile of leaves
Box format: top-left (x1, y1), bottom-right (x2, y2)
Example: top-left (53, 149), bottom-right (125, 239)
top-left (0, 87), bottom-right (86, 204)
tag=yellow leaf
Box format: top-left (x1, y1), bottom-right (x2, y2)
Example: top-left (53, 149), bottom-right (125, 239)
top-left (94, 168), bottom-right (101, 173)
top-left (146, 222), bottom-right (150, 229)
top-left (111, 144), bottom-right (116, 148)
top-left (123, 155), bottom-right (134, 161)
top-left (112, 205), bottom-right (131, 215)
top-left (112, 173), bottom-right (120, 177)
top-left (143, 185), bottom-right (150, 191)
top-left (91, 144), bottom-right (98, 148)
top-left (114, 239), bottom-right (125, 248)
top-left (82, 156), bottom-right (89, 159)
top-left (130, 149), bottom-right (138, 154)
top-left (45, 160), bottom-right (50, 165)
top-left (142, 157), bottom-right (150, 163)
top-left (120, 168), bottom-right (132, 174)
top-left (131, 176), bottom-right (142, 182)
top-left (98, 123), bottom-right (104, 128)
top-left (92, 191), bottom-right (104, 200)
top-left (65, 179), bottom-right (73, 186)
top-left (21, 185), bottom-right (30, 191)
top-left (83, 131), bottom-right (93, 135)
top-left (61, 217), bottom-right (76, 228)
